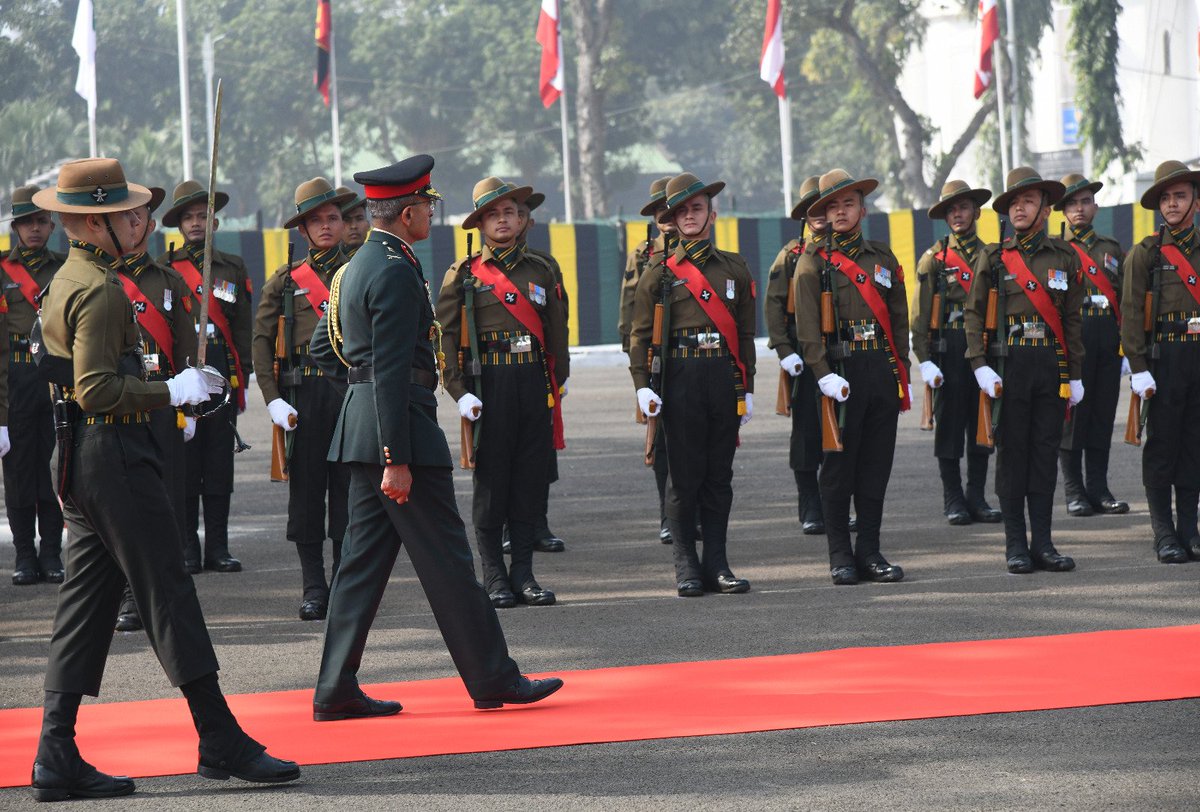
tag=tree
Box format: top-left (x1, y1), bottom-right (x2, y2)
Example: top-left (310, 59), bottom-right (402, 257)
top-left (1066, 0), bottom-right (1140, 176)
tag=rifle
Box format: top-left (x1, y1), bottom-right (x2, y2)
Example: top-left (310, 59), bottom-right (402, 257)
top-left (921, 236), bottom-right (951, 431)
top-left (270, 243), bottom-right (298, 481)
top-left (460, 233), bottom-right (482, 468)
top-left (976, 219), bottom-right (1008, 448)
top-left (819, 234), bottom-right (846, 452)
top-left (1125, 225), bottom-right (1165, 446)
top-left (644, 247), bottom-right (671, 466)
top-left (777, 220), bottom-right (806, 417)
top-left (635, 222), bottom-right (652, 425)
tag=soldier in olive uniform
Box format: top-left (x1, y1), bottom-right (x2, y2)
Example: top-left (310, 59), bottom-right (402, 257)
top-left (309, 155), bottom-right (562, 720)
top-left (794, 169), bottom-right (910, 586)
top-left (630, 172), bottom-right (755, 597)
top-left (337, 186), bottom-right (370, 258)
top-left (436, 177), bottom-right (570, 608)
top-left (1055, 173), bottom-right (1129, 517)
top-left (253, 178), bottom-right (352, 620)
top-left (31, 158), bottom-right (298, 801)
top-left (1, 185), bottom-right (65, 585)
top-left (912, 180), bottom-right (1003, 526)
top-left (158, 180), bottom-right (253, 574)
top-left (764, 175), bottom-right (826, 535)
top-left (966, 167), bottom-right (1084, 574)
top-left (1121, 160), bottom-right (1200, 564)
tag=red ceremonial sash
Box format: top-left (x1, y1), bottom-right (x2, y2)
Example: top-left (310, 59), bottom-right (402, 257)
top-left (171, 256), bottom-right (246, 409)
top-left (943, 248), bottom-right (975, 295)
top-left (116, 272), bottom-right (176, 372)
top-left (470, 257), bottom-right (565, 450)
top-left (1000, 248), bottom-right (1070, 364)
top-left (1159, 244), bottom-right (1200, 309)
top-left (1070, 241), bottom-right (1121, 326)
top-left (289, 262), bottom-right (332, 316)
top-left (0, 258), bottom-right (45, 310)
top-left (665, 254), bottom-right (750, 400)
top-left (825, 250), bottom-right (911, 411)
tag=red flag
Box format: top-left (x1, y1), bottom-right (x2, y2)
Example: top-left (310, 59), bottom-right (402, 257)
top-left (974, 0), bottom-right (999, 99)
top-left (314, 0), bottom-right (332, 107)
top-left (759, 0), bottom-right (786, 99)
top-left (536, 0), bottom-right (563, 108)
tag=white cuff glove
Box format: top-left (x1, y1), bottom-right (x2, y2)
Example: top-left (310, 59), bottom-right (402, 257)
top-left (182, 416), bottom-right (197, 442)
top-left (458, 393), bottom-right (483, 421)
top-left (166, 367), bottom-right (212, 407)
top-left (1131, 370), bottom-right (1156, 398)
top-left (818, 373), bottom-right (850, 402)
top-left (268, 398), bottom-right (298, 431)
top-left (904, 383), bottom-right (913, 412)
top-left (1068, 379), bottom-right (1084, 406)
top-left (636, 387), bottom-right (662, 417)
top-left (740, 393), bottom-right (753, 426)
top-left (560, 379), bottom-right (569, 397)
top-left (974, 365), bottom-right (1003, 398)
top-left (0, 426), bottom-right (9, 458)
top-left (919, 360), bottom-right (943, 388)
top-left (780, 353), bottom-right (803, 377)
top-left (1120, 357), bottom-right (1131, 376)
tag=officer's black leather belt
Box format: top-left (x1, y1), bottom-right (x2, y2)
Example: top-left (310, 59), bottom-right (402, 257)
top-left (348, 365), bottom-right (438, 390)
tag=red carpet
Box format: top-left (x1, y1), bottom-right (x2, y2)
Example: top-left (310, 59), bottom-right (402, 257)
top-left (2, 625), bottom-right (1198, 788)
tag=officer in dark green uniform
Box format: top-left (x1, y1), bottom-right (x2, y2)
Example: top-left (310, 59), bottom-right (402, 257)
top-left (309, 155), bottom-right (562, 720)
top-left (966, 167), bottom-right (1084, 574)
top-left (158, 180), bottom-right (253, 574)
top-left (252, 178), bottom-right (352, 621)
top-left (1055, 173), bottom-right (1128, 517)
top-left (337, 185), bottom-right (370, 258)
top-left (1, 185), bottom-right (65, 585)
top-left (31, 158), bottom-right (298, 800)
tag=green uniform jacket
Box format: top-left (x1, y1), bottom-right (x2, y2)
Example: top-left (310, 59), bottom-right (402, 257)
top-left (526, 245), bottom-right (570, 323)
top-left (0, 246), bottom-right (65, 423)
top-left (155, 246), bottom-right (253, 380)
top-left (121, 255), bottom-right (199, 375)
top-left (40, 247), bottom-right (170, 414)
top-left (310, 230), bottom-right (451, 468)
top-left (620, 235), bottom-right (664, 352)
top-left (764, 238), bottom-right (804, 359)
top-left (911, 232), bottom-right (982, 363)
top-left (1121, 229), bottom-right (1200, 374)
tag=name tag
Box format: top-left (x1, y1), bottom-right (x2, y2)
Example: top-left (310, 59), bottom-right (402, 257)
top-left (509, 334), bottom-right (533, 353)
top-left (477, 283), bottom-right (494, 293)
top-left (3, 282), bottom-right (19, 290)
top-left (294, 288), bottom-right (309, 296)
top-left (874, 265), bottom-right (892, 288)
top-left (695, 331), bottom-right (722, 349)
top-left (1047, 269), bottom-right (1068, 291)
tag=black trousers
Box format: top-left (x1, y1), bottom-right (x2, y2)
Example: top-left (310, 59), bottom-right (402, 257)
top-left (994, 345), bottom-right (1065, 498)
top-left (788, 365), bottom-right (821, 472)
top-left (44, 423), bottom-right (219, 695)
top-left (1143, 341), bottom-right (1200, 490)
top-left (148, 403), bottom-right (187, 541)
top-left (315, 462), bottom-right (521, 703)
top-left (932, 328), bottom-right (990, 460)
top-left (1062, 314), bottom-right (1121, 452)
top-left (286, 375), bottom-right (350, 545)
top-left (2, 360), bottom-right (62, 555)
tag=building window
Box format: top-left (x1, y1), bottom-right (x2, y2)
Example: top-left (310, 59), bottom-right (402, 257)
top-left (1163, 31), bottom-right (1171, 75)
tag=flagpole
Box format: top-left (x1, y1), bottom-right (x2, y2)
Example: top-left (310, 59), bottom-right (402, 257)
top-left (176, 0), bottom-right (193, 179)
top-left (329, 13), bottom-right (343, 186)
top-left (559, 87), bottom-right (573, 222)
top-left (1004, 0), bottom-right (1019, 168)
top-left (778, 95), bottom-right (793, 212)
top-left (994, 39), bottom-right (1009, 180)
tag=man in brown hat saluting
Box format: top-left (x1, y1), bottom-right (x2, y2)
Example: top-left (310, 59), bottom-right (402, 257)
top-left (338, 185), bottom-right (370, 257)
top-left (437, 177), bottom-right (569, 607)
top-left (794, 169), bottom-right (910, 585)
top-left (629, 172), bottom-right (756, 597)
top-left (1, 185), bottom-right (66, 585)
top-left (159, 180), bottom-right (252, 574)
top-left (966, 167), bottom-right (1084, 574)
top-left (32, 157), bottom-right (298, 800)
top-left (1121, 160), bottom-right (1200, 564)
top-left (1056, 173), bottom-right (1128, 518)
top-left (252, 177), bottom-right (352, 620)
top-left (912, 180), bottom-right (1003, 526)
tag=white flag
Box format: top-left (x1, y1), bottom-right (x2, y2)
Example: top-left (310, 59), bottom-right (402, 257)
top-left (73, 0), bottom-right (97, 111)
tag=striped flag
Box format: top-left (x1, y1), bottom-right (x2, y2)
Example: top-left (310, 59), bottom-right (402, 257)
top-left (974, 0), bottom-right (1000, 99)
top-left (759, 0), bottom-right (786, 98)
top-left (314, 0), bottom-right (332, 106)
top-left (536, 0), bottom-right (563, 108)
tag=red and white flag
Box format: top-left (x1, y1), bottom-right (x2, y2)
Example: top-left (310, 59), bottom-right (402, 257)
top-left (759, 0), bottom-right (786, 98)
top-left (974, 0), bottom-right (1000, 99)
top-left (537, 0), bottom-right (563, 108)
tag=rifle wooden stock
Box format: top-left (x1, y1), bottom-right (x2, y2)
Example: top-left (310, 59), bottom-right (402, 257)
top-left (820, 290), bottom-right (835, 334)
top-left (1124, 388), bottom-right (1153, 446)
top-left (984, 288), bottom-right (998, 335)
top-left (644, 300), bottom-right (665, 464)
top-left (976, 388), bottom-right (1000, 449)
top-left (460, 416), bottom-right (476, 468)
top-left (920, 384), bottom-right (934, 431)
top-left (270, 314), bottom-right (289, 482)
top-left (644, 410), bottom-right (658, 466)
top-left (930, 292), bottom-right (943, 331)
top-left (1143, 291), bottom-right (1153, 332)
top-left (820, 395), bottom-right (843, 452)
top-left (776, 369), bottom-right (791, 416)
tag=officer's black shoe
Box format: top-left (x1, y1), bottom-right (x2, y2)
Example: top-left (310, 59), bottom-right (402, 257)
top-left (40, 559), bottom-right (65, 584)
top-left (801, 520), bottom-right (825, 535)
top-left (677, 579), bottom-right (704, 597)
top-left (13, 564), bottom-right (40, 586)
top-left (519, 584), bottom-right (556, 606)
top-left (31, 760), bottom-right (136, 801)
top-left (489, 589), bottom-right (517, 609)
top-left (1094, 498), bottom-right (1129, 515)
top-left (313, 691), bottom-right (402, 722)
top-left (860, 560), bottom-right (904, 582)
top-left (1156, 541), bottom-right (1189, 564)
top-left (659, 522), bottom-right (672, 544)
top-left (848, 517), bottom-right (858, 533)
top-left (204, 555), bottom-right (242, 573)
top-left (830, 566), bottom-right (859, 586)
top-left (708, 572), bottom-right (750, 594)
top-left (198, 750), bottom-right (300, 784)
top-left (473, 675), bottom-right (564, 709)
top-left (298, 600), bottom-right (327, 621)
top-left (968, 504), bottom-right (1003, 523)
top-left (1066, 499), bottom-right (1094, 517)
top-left (1006, 554), bottom-right (1034, 574)
top-left (533, 536), bottom-right (565, 553)
top-left (1032, 550), bottom-right (1075, 572)
top-left (183, 559), bottom-right (202, 575)
top-left (114, 610), bottom-right (143, 633)
top-left (946, 510), bottom-right (972, 526)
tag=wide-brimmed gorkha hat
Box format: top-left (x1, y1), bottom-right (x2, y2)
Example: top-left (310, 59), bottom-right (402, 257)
top-left (32, 158), bottom-right (152, 215)
top-left (284, 177), bottom-right (355, 229)
top-left (808, 168), bottom-right (878, 217)
top-left (145, 187), bottom-right (167, 215)
top-left (161, 179), bottom-right (229, 228)
top-left (657, 173), bottom-right (726, 223)
top-left (1054, 174), bottom-right (1103, 211)
top-left (1139, 160), bottom-right (1200, 210)
top-left (523, 191), bottom-right (545, 212)
top-left (639, 176), bottom-right (673, 217)
top-left (8, 185), bottom-right (44, 222)
top-left (927, 179), bottom-right (992, 219)
top-left (337, 186), bottom-right (366, 215)
top-left (461, 177), bottom-right (532, 230)
top-left (991, 166), bottom-right (1065, 214)
top-left (790, 175), bottom-right (822, 221)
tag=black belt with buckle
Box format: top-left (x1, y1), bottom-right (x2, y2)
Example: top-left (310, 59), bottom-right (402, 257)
top-left (669, 332), bottom-right (723, 349)
top-left (348, 365), bottom-right (437, 390)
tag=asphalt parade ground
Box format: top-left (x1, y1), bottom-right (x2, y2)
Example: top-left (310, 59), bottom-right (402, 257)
top-left (1, 346), bottom-right (1197, 810)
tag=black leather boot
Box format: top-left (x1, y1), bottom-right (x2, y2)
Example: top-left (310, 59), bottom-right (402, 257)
top-left (1001, 496), bottom-right (1032, 573)
top-left (938, 457), bottom-right (971, 525)
top-left (1084, 446), bottom-right (1128, 514)
top-left (202, 495), bottom-right (241, 572)
top-left (36, 499), bottom-right (64, 582)
top-left (1028, 492), bottom-right (1074, 571)
top-left (114, 584), bottom-right (142, 632)
top-left (965, 453), bottom-right (1002, 522)
top-left (1147, 486), bottom-right (1187, 563)
top-left (296, 542), bottom-right (328, 621)
top-left (1060, 449), bottom-right (1093, 516)
top-left (10, 505), bottom-right (39, 585)
top-left (795, 469), bottom-right (825, 534)
top-left (1174, 487), bottom-right (1200, 560)
top-left (32, 691), bottom-right (135, 801)
top-left (183, 673), bottom-right (299, 784)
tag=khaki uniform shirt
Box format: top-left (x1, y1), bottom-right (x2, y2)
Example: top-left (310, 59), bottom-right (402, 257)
top-left (155, 247), bottom-right (253, 377)
top-left (620, 234), bottom-right (664, 352)
top-left (911, 232), bottom-right (981, 363)
top-left (121, 256), bottom-right (198, 375)
top-left (1121, 229), bottom-right (1200, 374)
top-left (1067, 232), bottom-right (1124, 316)
top-left (764, 238), bottom-right (804, 359)
top-left (0, 246), bottom-right (65, 422)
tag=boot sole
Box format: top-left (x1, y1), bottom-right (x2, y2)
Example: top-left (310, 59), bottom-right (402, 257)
top-left (198, 764), bottom-right (300, 783)
top-left (473, 680), bottom-right (563, 709)
top-left (32, 783), bottom-right (136, 801)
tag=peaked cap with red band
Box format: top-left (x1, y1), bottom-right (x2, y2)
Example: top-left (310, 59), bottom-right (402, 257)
top-left (354, 154), bottom-right (443, 202)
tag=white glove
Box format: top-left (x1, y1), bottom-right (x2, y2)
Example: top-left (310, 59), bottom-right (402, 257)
top-left (780, 353), bottom-right (804, 377)
top-left (818, 373), bottom-right (850, 402)
top-left (560, 379), bottom-right (569, 397)
top-left (166, 367), bottom-right (212, 407)
top-left (919, 360), bottom-right (943, 388)
top-left (905, 384), bottom-right (913, 411)
top-left (1121, 357), bottom-right (1131, 376)
top-left (1131, 370), bottom-right (1156, 398)
top-left (0, 426), bottom-right (9, 458)
top-left (182, 416), bottom-right (197, 442)
top-left (636, 387), bottom-right (662, 417)
top-left (458, 393), bottom-right (483, 422)
top-left (740, 393), bottom-right (753, 426)
top-left (1069, 379), bottom-right (1084, 406)
top-left (974, 365), bottom-right (1003, 398)
top-left (268, 398), bottom-right (298, 431)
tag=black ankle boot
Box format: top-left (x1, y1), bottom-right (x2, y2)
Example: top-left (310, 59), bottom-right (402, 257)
top-left (1174, 487), bottom-right (1200, 560)
top-left (965, 453), bottom-right (1002, 522)
top-left (32, 690), bottom-right (135, 801)
top-left (1147, 486), bottom-right (1187, 563)
top-left (1060, 449), bottom-right (1093, 516)
top-left (183, 672), bottom-right (299, 784)
top-left (938, 458), bottom-right (971, 524)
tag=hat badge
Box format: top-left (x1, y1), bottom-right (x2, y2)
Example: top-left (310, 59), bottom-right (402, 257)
top-left (91, 186), bottom-right (108, 203)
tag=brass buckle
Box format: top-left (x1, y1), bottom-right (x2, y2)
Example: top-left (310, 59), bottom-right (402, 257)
top-left (695, 331), bottom-right (722, 350)
top-left (1188, 318), bottom-right (1200, 336)
top-left (1021, 321), bottom-right (1046, 340)
top-left (850, 323), bottom-right (877, 342)
top-left (509, 335), bottom-right (533, 353)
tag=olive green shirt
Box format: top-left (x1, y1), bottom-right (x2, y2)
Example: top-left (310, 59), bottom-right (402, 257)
top-left (0, 245), bottom-right (65, 422)
top-left (911, 232), bottom-right (980, 363)
top-left (620, 234), bottom-right (664, 352)
top-left (155, 246), bottom-right (253, 377)
top-left (764, 238), bottom-right (805, 359)
top-left (121, 256), bottom-right (198, 375)
top-left (1121, 229), bottom-right (1200, 374)
top-left (1066, 232), bottom-right (1124, 315)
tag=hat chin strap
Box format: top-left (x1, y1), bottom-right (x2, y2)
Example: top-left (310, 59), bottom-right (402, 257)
top-left (102, 214), bottom-right (129, 266)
